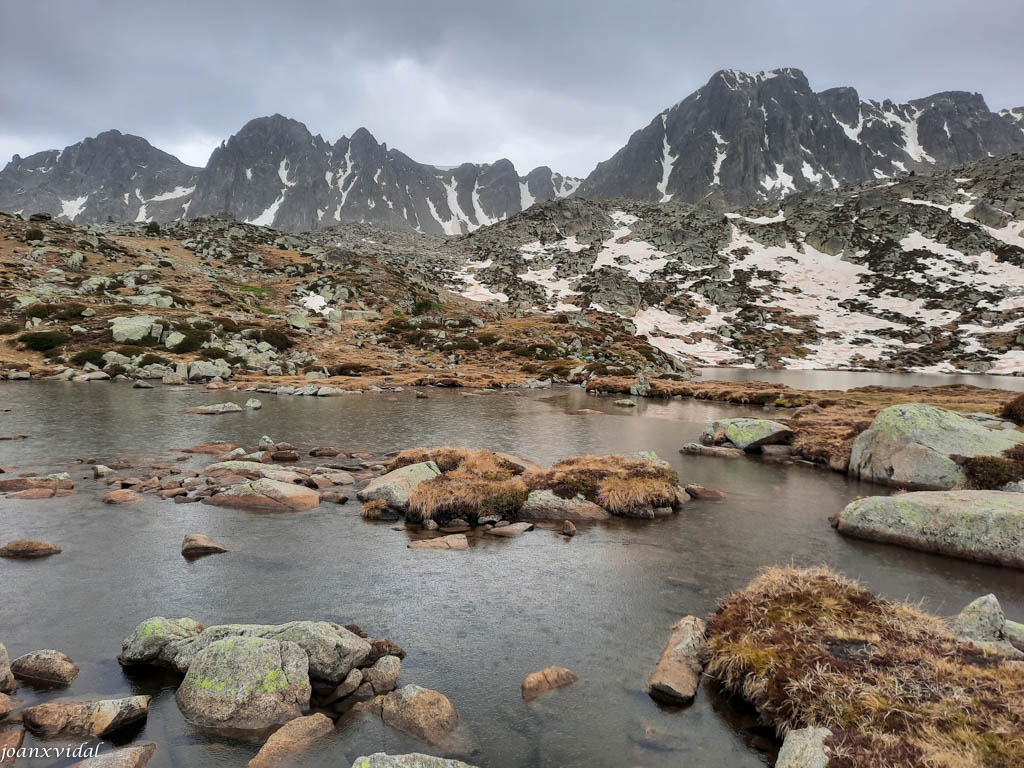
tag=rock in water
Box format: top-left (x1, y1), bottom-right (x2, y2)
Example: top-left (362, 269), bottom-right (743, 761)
top-left (362, 655), bottom-right (401, 695)
top-left (0, 539), bottom-right (62, 558)
top-left (378, 685), bottom-right (458, 745)
top-left (181, 533), bottom-right (229, 558)
top-left (11, 650), bottom-right (80, 687)
top-left (484, 522), bottom-right (534, 537)
top-left (176, 637), bottom-right (311, 729)
top-left (408, 534), bottom-right (468, 551)
top-left (521, 666), bottom-right (578, 701)
top-left (245, 398), bottom-right (263, 410)
top-left (103, 489), bottom-right (143, 505)
top-left (776, 727), bottom-right (832, 768)
top-left (515, 490), bottom-right (610, 521)
top-left (22, 696), bottom-right (150, 738)
top-left (203, 478), bottom-right (321, 512)
top-left (679, 443), bottom-right (744, 459)
top-left (700, 418), bottom-right (793, 451)
top-left (350, 756), bottom-right (479, 768)
top-left (118, 617), bottom-right (205, 666)
top-left (69, 743), bottom-right (157, 767)
top-left (646, 616), bottom-right (706, 705)
top-left (248, 713), bottom-right (334, 768)
top-left (848, 404), bottom-right (1024, 489)
top-left (356, 462), bottom-right (440, 512)
top-left (1, 644), bottom-right (18, 693)
top-left (185, 402), bottom-right (244, 415)
top-left (834, 491), bottom-right (1024, 568)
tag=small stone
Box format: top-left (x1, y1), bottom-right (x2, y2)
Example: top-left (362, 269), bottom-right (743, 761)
top-left (521, 666), bottom-right (578, 701)
top-left (103, 489), bottom-right (143, 505)
top-left (0, 539), bottom-right (62, 558)
top-left (561, 521), bottom-right (577, 537)
top-left (408, 534), bottom-right (468, 551)
top-left (245, 398), bottom-right (263, 410)
top-left (181, 533), bottom-right (229, 558)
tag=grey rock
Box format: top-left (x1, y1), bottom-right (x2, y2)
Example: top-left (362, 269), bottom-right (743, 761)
top-left (776, 727), bottom-right (832, 768)
top-left (357, 461), bottom-right (440, 513)
top-left (350, 755), bottom-right (478, 768)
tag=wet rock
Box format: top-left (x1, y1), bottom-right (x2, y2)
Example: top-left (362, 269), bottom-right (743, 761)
top-left (204, 478), bottom-right (321, 512)
top-left (350, 755), bottom-right (477, 768)
top-left (0, 692), bottom-right (15, 718)
top-left (561, 520), bottom-right (577, 536)
top-left (408, 534), bottom-right (468, 551)
top-left (206, 460), bottom-right (268, 478)
top-left (484, 522), bottom-right (534, 537)
top-left (683, 484), bottom-right (727, 501)
top-left (679, 443), bottom-right (744, 459)
top-left (0, 473), bottom-right (73, 492)
top-left (848, 404), bottom-right (1024, 489)
top-left (176, 637), bottom-right (310, 730)
top-left (185, 402), bottom-right (244, 415)
top-left (0, 539), bottom-right (62, 558)
top-left (776, 727), bottom-right (832, 768)
top-left (379, 685), bottom-right (458, 746)
top-left (183, 441), bottom-right (241, 455)
top-left (516, 490), bottom-right (610, 521)
top-left (701, 418), bottom-right (793, 451)
top-left (834, 491), bottom-right (1024, 568)
top-left (248, 713), bottom-right (334, 768)
top-left (103, 489), bottom-right (143, 505)
top-left (245, 398), bottom-right (263, 410)
top-left (356, 462), bottom-right (440, 513)
top-left (6, 486), bottom-right (75, 499)
top-left (0, 645), bottom-right (15, 694)
top-left (11, 650), bottom-right (80, 687)
top-left (22, 696), bottom-right (150, 738)
top-left (69, 743), bottom-right (157, 767)
top-left (363, 655), bottom-right (401, 695)
top-left (181, 533), bottom-right (229, 558)
top-left (0, 726), bottom-right (24, 757)
top-left (521, 666), bottom-right (578, 701)
top-left (646, 616), bottom-right (706, 706)
top-left (613, 399), bottom-right (636, 408)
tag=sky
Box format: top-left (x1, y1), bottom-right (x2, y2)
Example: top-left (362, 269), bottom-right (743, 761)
top-left (1, 0), bottom-right (1022, 177)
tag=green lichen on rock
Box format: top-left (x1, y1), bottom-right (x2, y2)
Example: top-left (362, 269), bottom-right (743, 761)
top-left (701, 418), bottom-right (793, 451)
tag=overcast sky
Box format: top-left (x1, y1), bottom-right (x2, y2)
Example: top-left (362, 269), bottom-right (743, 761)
top-left (2, 0), bottom-right (1022, 177)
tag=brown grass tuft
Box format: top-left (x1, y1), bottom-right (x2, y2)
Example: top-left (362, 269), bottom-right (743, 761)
top-left (404, 447), bottom-right (529, 523)
top-left (1001, 393), bottom-right (1024, 426)
top-left (704, 566), bottom-right (1024, 768)
top-left (360, 499), bottom-right (389, 520)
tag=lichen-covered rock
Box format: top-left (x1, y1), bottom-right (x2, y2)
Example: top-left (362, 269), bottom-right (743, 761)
top-left (848, 404), bottom-right (1024, 489)
top-left (700, 418), bottom-right (793, 451)
top-left (203, 478), bottom-right (321, 512)
top-left (118, 617), bottom-right (204, 666)
top-left (69, 742), bottom-right (157, 767)
top-left (350, 755), bottom-right (478, 768)
top-left (521, 666), bottom-right (578, 701)
top-left (515, 490), bottom-right (610, 521)
top-left (378, 685), bottom-right (458, 746)
top-left (11, 650), bottom-right (79, 687)
top-left (776, 727), bottom-right (832, 768)
top-left (834, 491), bottom-right (1024, 568)
top-left (22, 696), bottom-right (150, 738)
top-left (248, 713), bottom-right (334, 768)
top-left (948, 594), bottom-right (1024, 658)
top-left (356, 462), bottom-right (440, 512)
top-left (175, 637), bottom-right (311, 730)
top-left (646, 616), bottom-right (706, 705)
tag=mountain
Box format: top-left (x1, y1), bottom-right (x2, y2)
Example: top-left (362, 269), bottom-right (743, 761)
top-left (0, 130), bottom-right (199, 223)
top-left (577, 68), bottom-right (1024, 207)
top-left (0, 116), bottom-right (580, 234)
top-left (445, 152), bottom-right (1024, 375)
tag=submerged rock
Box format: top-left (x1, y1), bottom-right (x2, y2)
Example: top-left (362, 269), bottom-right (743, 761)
top-left (22, 696), bottom-right (150, 738)
top-left (11, 650), bottom-right (79, 687)
top-left (408, 534), bottom-right (468, 551)
top-left (646, 616), bottom-right (706, 705)
top-left (357, 462), bottom-right (440, 513)
top-left (834, 490), bottom-right (1024, 568)
top-left (484, 522), bottom-right (534, 537)
top-left (176, 637), bottom-right (311, 730)
top-left (848, 404), bottom-right (1024, 489)
top-left (521, 666), bottom-right (578, 701)
top-left (248, 713), bottom-right (334, 768)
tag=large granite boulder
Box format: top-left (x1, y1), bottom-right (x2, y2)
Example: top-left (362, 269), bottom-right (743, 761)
top-left (833, 491), bottom-right (1024, 568)
top-left (356, 462), bottom-right (440, 512)
top-left (176, 637), bottom-right (311, 730)
top-left (848, 404), bottom-right (1024, 489)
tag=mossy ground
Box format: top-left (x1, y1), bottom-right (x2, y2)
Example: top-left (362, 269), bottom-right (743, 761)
top-left (704, 566), bottom-right (1024, 768)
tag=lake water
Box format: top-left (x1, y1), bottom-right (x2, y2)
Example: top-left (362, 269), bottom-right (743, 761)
top-left (1, 378), bottom-right (1022, 768)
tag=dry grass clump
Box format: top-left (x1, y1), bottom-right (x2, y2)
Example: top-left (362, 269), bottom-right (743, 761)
top-left (405, 448), bottom-right (529, 523)
top-left (1001, 393), bottom-right (1024, 426)
top-left (958, 444), bottom-right (1024, 490)
top-left (523, 453), bottom-right (681, 516)
top-left (360, 499), bottom-right (390, 520)
top-left (704, 566), bottom-right (1024, 768)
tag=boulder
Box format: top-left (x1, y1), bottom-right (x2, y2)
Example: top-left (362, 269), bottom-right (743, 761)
top-left (561, 520), bottom-right (577, 536)
top-left (683, 484), bottom-right (727, 501)
top-left (103, 489), bottom-right (143, 505)
top-left (776, 727), bottom-right (832, 768)
top-left (363, 655), bottom-right (401, 696)
top-left (948, 594), bottom-right (1024, 658)
top-left (350, 756), bottom-right (478, 768)
top-left (521, 666), bottom-right (578, 701)
top-left (515, 490), bottom-right (610, 521)
top-left (848, 404), bottom-right (1024, 489)
top-left (0, 473), bottom-right (73, 492)
top-left (646, 616), bottom-right (706, 705)
top-left (379, 685), bottom-right (458, 746)
top-left (679, 443), bottom-right (745, 459)
top-left (204, 478), bottom-right (321, 512)
top-left (248, 713), bottom-right (334, 768)
top-left (408, 534), bottom-right (468, 551)
top-left (833, 491), bottom-right (1024, 568)
top-left (176, 637), bottom-right (311, 730)
top-left (484, 522), bottom-right (534, 537)
top-left (185, 402), bottom-right (244, 415)
top-left (181, 533), bottom-right (229, 558)
top-left (118, 617), bottom-right (205, 666)
top-left (700, 418), bottom-right (793, 451)
top-left (205, 460), bottom-right (268, 478)
top-left (0, 539), bottom-right (62, 558)
top-left (11, 650), bottom-right (79, 687)
top-left (69, 743), bottom-right (157, 767)
top-left (22, 696), bottom-right (150, 738)
top-left (109, 316), bottom-right (162, 344)
top-left (245, 398), bottom-right (263, 410)
top-left (0, 644), bottom-right (15, 693)
top-left (356, 462), bottom-right (440, 512)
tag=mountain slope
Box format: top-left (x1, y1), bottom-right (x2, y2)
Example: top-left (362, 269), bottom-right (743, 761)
top-left (577, 68), bottom-right (1024, 207)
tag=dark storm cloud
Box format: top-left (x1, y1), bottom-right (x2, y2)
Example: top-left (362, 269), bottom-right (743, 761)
top-left (2, 0), bottom-right (1022, 175)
